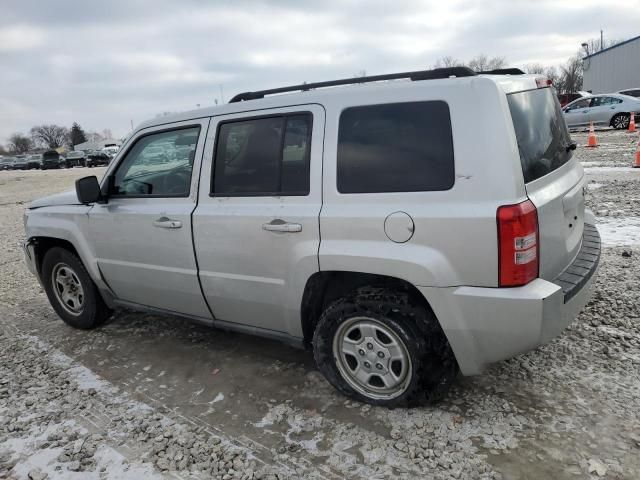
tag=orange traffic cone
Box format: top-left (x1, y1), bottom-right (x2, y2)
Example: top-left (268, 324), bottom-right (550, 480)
top-left (634, 135), bottom-right (640, 168)
top-left (587, 122), bottom-right (598, 148)
top-left (629, 112), bottom-right (637, 132)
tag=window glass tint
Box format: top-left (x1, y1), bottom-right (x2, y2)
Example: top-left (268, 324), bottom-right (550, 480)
top-left (213, 114), bottom-right (311, 196)
top-left (621, 89), bottom-right (640, 98)
top-left (567, 98), bottom-right (591, 110)
top-left (507, 88), bottom-right (572, 184)
top-left (337, 101), bottom-right (454, 193)
top-left (112, 127), bottom-right (199, 197)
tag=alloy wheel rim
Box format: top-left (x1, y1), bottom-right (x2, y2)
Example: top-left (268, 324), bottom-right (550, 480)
top-left (333, 316), bottom-right (412, 400)
top-left (51, 263), bottom-right (85, 315)
top-left (614, 115), bottom-right (629, 129)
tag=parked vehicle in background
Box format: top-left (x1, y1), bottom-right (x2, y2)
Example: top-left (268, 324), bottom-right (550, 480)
top-left (65, 151), bottom-right (86, 168)
top-left (102, 146), bottom-right (120, 157)
top-left (41, 151), bottom-right (62, 170)
top-left (557, 92), bottom-right (585, 107)
top-left (562, 93), bottom-right (640, 129)
top-left (0, 157), bottom-right (16, 170)
top-left (11, 156), bottom-right (28, 170)
top-left (23, 67), bottom-right (600, 407)
top-left (26, 154), bottom-right (42, 170)
top-left (86, 151), bottom-right (111, 168)
top-left (618, 88), bottom-right (640, 98)
top-left (140, 145), bottom-right (168, 164)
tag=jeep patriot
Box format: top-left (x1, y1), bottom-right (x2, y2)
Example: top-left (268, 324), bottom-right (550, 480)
top-left (23, 67), bottom-right (600, 406)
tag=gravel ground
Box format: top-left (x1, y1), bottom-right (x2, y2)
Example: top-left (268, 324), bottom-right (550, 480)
top-left (0, 129), bottom-right (639, 480)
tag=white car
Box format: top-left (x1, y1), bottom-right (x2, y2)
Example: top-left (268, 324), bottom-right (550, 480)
top-left (563, 93), bottom-right (640, 129)
top-left (23, 67), bottom-right (599, 407)
top-left (618, 88), bottom-right (640, 98)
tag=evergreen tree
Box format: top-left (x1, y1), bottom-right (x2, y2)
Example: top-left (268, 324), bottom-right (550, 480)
top-left (70, 122), bottom-right (87, 146)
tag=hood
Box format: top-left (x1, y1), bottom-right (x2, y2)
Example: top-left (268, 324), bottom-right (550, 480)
top-left (29, 189), bottom-right (81, 209)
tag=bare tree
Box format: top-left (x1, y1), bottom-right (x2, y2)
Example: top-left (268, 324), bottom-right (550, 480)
top-left (433, 56), bottom-right (463, 68)
top-left (30, 125), bottom-right (69, 149)
top-left (468, 54), bottom-right (506, 72)
top-left (85, 131), bottom-right (105, 142)
top-left (524, 63), bottom-right (545, 74)
top-left (557, 55), bottom-right (583, 94)
top-left (7, 133), bottom-right (32, 154)
top-left (544, 66), bottom-right (560, 87)
top-left (101, 128), bottom-right (114, 139)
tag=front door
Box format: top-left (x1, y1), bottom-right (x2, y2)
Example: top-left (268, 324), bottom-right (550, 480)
top-left (88, 119), bottom-right (212, 319)
top-left (193, 105), bottom-right (324, 336)
top-left (563, 98), bottom-right (592, 128)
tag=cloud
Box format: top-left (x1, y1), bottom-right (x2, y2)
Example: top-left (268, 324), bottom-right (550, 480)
top-left (1, 0), bottom-right (639, 144)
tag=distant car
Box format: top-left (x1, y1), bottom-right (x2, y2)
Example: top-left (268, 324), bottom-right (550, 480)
top-left (141, 145), bottom-right (168, 164)
top-left (26, 154), bottom-right (43, 170)
top-left (618, 88), bottom-right (640, 98)
top-left (562, 93), bottom-right (640, 129)
top-left (86, 151), bottom-right (110, 168)
top-left (12, 157), bottom-right (28, 170)
top-left (65, 151), bottom-right (86, 168)
top-left (0, 157), bottom-right (16, 170)
top-left (41, 151), bottom-right (62, 170)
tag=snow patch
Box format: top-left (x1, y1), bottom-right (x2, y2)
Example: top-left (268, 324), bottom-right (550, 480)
top-left (596, 217), bottom-right (640, 246)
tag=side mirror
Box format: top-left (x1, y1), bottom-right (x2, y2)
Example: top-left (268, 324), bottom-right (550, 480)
top-left (75, 176), bottom-right (101, 204)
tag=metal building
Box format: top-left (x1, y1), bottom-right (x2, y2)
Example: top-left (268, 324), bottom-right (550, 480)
top-left (583, 35), bottom-right (640, 94)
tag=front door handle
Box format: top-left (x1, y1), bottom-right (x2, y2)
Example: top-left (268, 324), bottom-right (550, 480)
top-left (153, 217), bottom-right (182, 229)
top-left (262, 220), bottom-right (302, 233)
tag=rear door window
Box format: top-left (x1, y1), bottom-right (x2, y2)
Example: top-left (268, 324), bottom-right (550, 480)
top-left (212, 113), bottom-right (312, 196)
top-left (337, 101), bottom-right (454, 193)
top-left (508, 87), bottom-right (573, 183)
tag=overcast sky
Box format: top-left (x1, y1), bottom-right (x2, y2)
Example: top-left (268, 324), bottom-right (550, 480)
top-left (1, 0), bottom-right (638, 145)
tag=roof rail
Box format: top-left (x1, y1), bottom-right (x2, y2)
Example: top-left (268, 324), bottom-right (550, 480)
top-left (477, 68), bottom-right (525, 75)
top-left (229, 67), bottom-right (477, 103)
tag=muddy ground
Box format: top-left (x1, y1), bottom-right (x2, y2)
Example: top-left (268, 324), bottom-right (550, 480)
top-left (0, 128), bottom-right (639, 479)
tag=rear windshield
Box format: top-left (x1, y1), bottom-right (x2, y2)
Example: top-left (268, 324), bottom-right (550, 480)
top-left (507, 87), bottom-right (573, 183)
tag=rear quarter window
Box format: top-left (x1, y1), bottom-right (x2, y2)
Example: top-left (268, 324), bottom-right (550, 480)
top-left (337, 101), bottom-right (455, 193)
top-left (508, 88), bottom-right (573, 183)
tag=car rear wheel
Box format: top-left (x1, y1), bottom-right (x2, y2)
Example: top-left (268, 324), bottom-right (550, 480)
top-left (313, 286), bottom-right (458, 407)
top-left (41, 247), bottom-right (111, 329)
top-left (611, 113), bottom-right (630, 130)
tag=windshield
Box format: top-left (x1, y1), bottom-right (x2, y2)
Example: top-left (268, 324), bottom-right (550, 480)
top-left (507, 87), bottom-right (573, 183)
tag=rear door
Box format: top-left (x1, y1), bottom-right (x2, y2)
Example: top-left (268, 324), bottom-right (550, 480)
top-left (193, 105), bottom-right (324, 336)
top-left (589, 96), bottom-right (621, 126)
top-left (508, 87), bottom-right (584, 280)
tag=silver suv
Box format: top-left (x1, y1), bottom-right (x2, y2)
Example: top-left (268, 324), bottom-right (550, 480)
top-left (23, 67), bottom-right (600, 407)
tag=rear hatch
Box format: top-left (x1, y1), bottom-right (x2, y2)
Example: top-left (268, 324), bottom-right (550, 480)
top-left (507, 86), bottom-right (584, 280)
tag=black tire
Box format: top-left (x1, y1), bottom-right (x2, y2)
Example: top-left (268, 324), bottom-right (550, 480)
top-left (611, 113), bottom-right (630, 130)
top-left (313, 286), bottom-right (458, 407)
top-left (41, 247), bottom-right (111, 329)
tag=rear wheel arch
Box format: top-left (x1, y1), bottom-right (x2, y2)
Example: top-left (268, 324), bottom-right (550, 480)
top-left (300, 271), bottom-right (441, 345)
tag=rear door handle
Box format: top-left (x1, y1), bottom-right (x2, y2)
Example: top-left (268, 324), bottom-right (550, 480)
top-left (262, 220), bottom-right (302, 233)
top-left (153, 217), bottom-right (182, 229)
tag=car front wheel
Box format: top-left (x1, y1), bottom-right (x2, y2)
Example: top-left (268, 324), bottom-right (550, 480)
top-left (313, 286), bottom-right (458, 407)
top-left (41, 247), bottom-right (111, 329)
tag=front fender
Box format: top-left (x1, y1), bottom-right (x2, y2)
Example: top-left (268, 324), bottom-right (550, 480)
top-left (25, 205), bottom-right (103, 286)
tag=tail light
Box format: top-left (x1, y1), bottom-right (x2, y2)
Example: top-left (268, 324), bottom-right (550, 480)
top-left (497, 200), bottom-right (539, 287)
top-left (535, 77), bottom-right (553, 88)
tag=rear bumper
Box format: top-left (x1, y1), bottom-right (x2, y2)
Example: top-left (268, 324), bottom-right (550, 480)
top-left (420, 223), bottom-right (600, 375)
